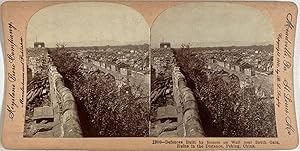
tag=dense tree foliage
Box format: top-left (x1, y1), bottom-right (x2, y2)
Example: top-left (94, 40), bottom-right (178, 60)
top-left (174, 48), bottom-right (277, 137)
top-left (48, 48), bottom-right (148, 137)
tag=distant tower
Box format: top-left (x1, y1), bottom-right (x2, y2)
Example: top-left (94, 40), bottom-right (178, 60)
top-left (34, 36), bottom-right (45, 48)
top-left (34, 42), bottom-right (45, 48)
top-left (160, 42), bottom-right (171, 49)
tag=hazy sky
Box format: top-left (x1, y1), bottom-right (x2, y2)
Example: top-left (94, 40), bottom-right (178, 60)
top-left (27, 2), bottom-right (150, 48)
top-left (151, 2), bottom-right (273, 48)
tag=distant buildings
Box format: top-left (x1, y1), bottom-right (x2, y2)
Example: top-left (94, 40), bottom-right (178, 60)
top-left (208, 56), bottom-right (271, 78)
top-left (240, 62), bottom-right (255, 76)
top-left (90, 60), bottom-right (147, 79)
top-left (80, 46), bottom-right (149, 72)
top-left (205, 50), bottom-right (273, 99)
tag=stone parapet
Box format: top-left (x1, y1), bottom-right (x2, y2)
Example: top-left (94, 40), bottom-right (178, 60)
top-left (49, 65), bottom-right (83, 137)
top-left (172, 66), bottom-right (205, 137)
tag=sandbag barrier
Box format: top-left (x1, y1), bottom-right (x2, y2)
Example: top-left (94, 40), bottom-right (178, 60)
top-left (172, 66), bottom-right (205, 137)
top-left (49, 65), bottom-right (83, 137)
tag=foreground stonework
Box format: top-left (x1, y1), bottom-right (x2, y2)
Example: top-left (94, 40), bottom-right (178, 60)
top-left (48, 64), bottom-right (202, 137)
top-left (172, 66), bottom-right (205, 137)
top-left (49, 65), bottom-right (83, 137)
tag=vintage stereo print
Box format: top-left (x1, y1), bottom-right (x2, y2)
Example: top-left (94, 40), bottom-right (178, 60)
top-left (1, 1), bottom-right (298, 150)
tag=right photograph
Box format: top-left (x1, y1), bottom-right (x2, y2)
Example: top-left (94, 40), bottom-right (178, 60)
top-left (150, 2), bottom-right (277, 137)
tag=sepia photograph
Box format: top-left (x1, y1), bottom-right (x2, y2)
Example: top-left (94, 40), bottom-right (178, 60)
top-left (1, 0), bottom-right (299, 150)
top-left (24, 2), bottom-right (150, 137)
top-left (150, 2), bottom-right (277, 137)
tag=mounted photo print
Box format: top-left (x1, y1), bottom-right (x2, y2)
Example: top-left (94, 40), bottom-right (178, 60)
top-left (24, 2), bottom-right (150, 138)
top-left (0, 1), bottom-right (298, 150)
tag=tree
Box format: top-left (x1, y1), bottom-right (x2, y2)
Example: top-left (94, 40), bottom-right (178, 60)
top-left (173, 47), bottom-right (276, 137)
top-left (180, 43), bottom-right (191, 49)
top-left (49, 47), bottom-right (148, 137)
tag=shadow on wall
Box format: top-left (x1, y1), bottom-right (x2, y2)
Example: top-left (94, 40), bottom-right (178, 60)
top-left (180, 67), bottom-right (223, 137)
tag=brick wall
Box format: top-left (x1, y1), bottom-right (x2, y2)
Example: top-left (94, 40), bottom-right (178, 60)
top-left (172, 66), bottom-right (205, 137)
top-left (49, 65), bottom-right (83, 137)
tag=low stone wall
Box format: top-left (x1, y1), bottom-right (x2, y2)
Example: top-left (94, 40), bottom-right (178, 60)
top-left (49, 65), bottom-right (83, 137)
top-left (172, 66), bottom-right (205, 137)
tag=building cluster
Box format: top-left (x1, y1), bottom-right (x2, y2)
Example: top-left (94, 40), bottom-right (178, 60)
top-left (202, 45), bottom-right (273, 75)
top-left (82, 54), bottom-right (150, 98)
top-left (83, 60), bottom-right (146, 79)
top-left (77, 45), bottom-right (149, 73)
top-left (204, 67), bottom-right (271, 99)
top-left (205, 47), bottom-right (273, 76)
top-left (203, 47), bottom-right (273, 99)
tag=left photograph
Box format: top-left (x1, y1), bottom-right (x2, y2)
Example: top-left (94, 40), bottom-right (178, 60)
top-left (24, 2), bottom-right (150, 137)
